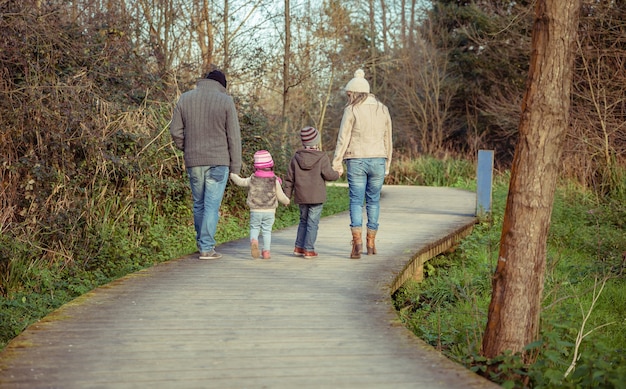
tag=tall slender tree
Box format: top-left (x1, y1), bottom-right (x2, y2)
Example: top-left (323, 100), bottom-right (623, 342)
top-left (193, 0), bottom-right (215, 72)
top-left (283, 0), bottom-right (291, 122)
top-left (481, 0), bottom-right (581, 364)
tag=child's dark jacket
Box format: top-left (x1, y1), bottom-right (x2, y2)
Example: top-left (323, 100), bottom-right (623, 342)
top-left (283, 149), bottom-right (340, 205)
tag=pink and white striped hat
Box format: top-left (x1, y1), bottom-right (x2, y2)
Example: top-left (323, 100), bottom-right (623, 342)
top-left (253, 150), bottom-right (274, 169)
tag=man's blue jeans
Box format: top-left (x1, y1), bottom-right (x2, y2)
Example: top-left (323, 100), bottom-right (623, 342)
top-left (187, 165), bottom-right (229, 252)
top-left (295, 203), bottom-right (324, 251)
top-left (346, 158), bottom-right (386, 231)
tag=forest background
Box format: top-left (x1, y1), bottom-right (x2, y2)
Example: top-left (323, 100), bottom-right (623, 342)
top-left (1, 0), bottom-right (625, 386)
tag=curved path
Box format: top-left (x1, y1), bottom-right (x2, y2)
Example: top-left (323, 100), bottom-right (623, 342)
top-left (0, 185), bottom-right (499, 389)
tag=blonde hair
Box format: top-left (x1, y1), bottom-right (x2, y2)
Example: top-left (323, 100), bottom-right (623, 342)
top-left (346, 91), bottom-right (369, 107)
top-left (345, 91), bottom-right (387, 118)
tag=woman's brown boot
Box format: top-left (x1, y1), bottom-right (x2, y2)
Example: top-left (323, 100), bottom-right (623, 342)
top-left (366, 228), bottom-right (377, 255)
top-left (350, 227), bottom-right (362, 259)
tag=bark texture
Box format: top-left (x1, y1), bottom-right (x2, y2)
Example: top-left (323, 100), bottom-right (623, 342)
top-left (481, 0), bottom-right (581, 361)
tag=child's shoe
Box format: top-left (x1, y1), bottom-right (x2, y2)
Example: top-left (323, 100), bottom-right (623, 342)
top-left (262, 250), bottom-right (271, 259)
top-left (251, 239), bottom-right (260, 259)
top-left (303, 251), bottom-right (318, 258)
top-left (293, 247), bottom-right (305, 257)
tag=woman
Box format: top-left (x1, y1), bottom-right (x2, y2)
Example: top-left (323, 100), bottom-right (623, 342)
top-left (332, 69), bottom-right (393, 259)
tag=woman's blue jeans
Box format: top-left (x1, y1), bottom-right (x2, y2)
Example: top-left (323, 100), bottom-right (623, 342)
top-left (187, 165), bottom-right (229, 252)
top-left (346, 158), bottom-right (386, 231)
top-left (295, 203), bottom-right (324, 251)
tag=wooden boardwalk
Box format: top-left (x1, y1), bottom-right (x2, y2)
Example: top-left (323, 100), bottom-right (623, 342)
top-left (0, 185), bottom-right (500, 389)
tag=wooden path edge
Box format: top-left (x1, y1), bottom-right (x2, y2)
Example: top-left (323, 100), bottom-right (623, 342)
top-left (390, 220), bottom-right (476, 293)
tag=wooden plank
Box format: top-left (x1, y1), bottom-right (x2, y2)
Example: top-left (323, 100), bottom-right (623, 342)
top-left (0, 186), bottom-right (498, 389)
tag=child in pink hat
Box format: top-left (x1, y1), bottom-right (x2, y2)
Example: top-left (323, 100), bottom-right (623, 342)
top-left (230, 150), bottom-right (290, 259)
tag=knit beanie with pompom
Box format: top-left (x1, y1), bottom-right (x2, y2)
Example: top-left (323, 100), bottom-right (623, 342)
top-left (344, 69), bottom-right (370, 93)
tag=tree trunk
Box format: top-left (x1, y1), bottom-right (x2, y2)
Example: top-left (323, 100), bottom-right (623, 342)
top-left (400, 0), bottom-right (406, 48)
top-left (223, 0), bottom-right (229, 73)
top-left (368, 0), bottom-right (376, 89)
top-left (408, 0), bottom-right (416, 47)
top-left (280, 0), bottom-right (293, 144)
top-left (380, 0), bottom-right (388, 53)
top-left (194, 0), bottom-right (214, 72)
top-left (481, 0), bottom-right (580, 362)
top-left (282, 0), bottom-right (291, 121)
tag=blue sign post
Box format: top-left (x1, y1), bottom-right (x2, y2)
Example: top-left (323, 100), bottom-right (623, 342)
top-left (476, 150), bottom-right (494, 217)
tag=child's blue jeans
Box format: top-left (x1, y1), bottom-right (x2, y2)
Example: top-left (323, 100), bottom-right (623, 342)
top-left (295, 204), bottom-right (324, 251)
top-left (250, 211), bottom-right (275, 251)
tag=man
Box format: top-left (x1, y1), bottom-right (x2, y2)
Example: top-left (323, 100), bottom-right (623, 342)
top-left (170, 70), bottom-right (242, 259)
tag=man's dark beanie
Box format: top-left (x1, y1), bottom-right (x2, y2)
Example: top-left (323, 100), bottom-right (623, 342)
top-left (206, 70), bottom-right (227, 88)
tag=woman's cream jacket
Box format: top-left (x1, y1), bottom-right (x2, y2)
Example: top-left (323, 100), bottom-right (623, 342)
top-left (332, 94), bottom-right (393, 174)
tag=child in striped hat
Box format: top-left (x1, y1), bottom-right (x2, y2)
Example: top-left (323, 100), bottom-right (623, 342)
top-left (283, 127), bottom-right (340, 258)
top-left (230, 150), bottom-right (290, 259)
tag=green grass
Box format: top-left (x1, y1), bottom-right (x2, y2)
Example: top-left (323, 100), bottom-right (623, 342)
top-left (393, 175), bottom-right (626, 388)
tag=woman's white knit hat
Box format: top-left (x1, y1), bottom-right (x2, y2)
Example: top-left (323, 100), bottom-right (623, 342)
top-left (344, 69), bottom-right (370, 93)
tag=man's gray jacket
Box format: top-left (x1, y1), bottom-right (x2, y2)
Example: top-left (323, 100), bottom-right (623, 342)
top-left (170, 78), bottom-right (242, 174)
